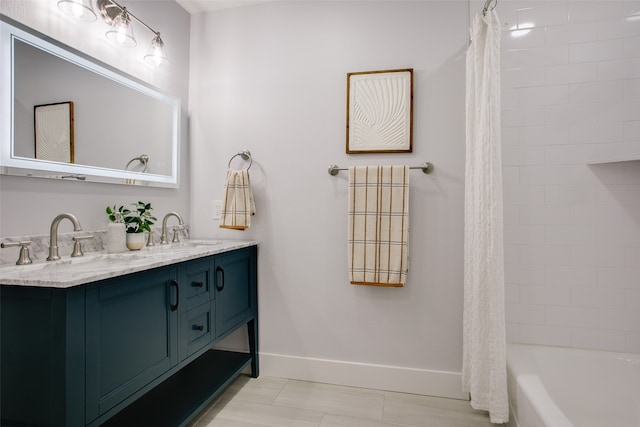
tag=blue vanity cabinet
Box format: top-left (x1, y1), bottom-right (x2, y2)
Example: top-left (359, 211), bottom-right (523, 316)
top-left (0, 244), bottom-right (258, 427)
top-left (84, 265), bottom-right (179, 423)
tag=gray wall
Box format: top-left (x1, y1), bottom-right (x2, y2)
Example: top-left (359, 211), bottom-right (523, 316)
top-left (188, 1), bottom-right (469, 396)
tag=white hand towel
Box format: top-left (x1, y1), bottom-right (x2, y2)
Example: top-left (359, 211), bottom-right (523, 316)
top-left (219, 169), bottom-right (255, 230)
top-left (348, 165), bottom-right (409, 287)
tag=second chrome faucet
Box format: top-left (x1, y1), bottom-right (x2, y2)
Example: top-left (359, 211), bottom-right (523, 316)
top-left (160, 212), bottom-right (185, 244)
top-left (47, 213), bottom-right (82, 261)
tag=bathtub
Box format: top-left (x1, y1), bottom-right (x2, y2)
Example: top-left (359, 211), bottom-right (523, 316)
top-left (506, 344), bottom-right (640, 427)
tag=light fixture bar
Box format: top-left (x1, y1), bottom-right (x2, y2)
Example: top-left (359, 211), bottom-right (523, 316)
top-left (96, 0), bottom-right (168, 66)
top-left (98, 0), bottom-right (160, 39)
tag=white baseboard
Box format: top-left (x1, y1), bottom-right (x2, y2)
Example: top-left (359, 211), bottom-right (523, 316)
top-left (259, 352), bottom-right (468, 400)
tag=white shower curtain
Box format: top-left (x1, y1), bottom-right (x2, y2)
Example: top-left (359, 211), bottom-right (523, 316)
top-left (462, 6), bottom-right (508, 424)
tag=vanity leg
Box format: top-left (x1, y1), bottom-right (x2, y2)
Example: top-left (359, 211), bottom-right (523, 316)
top-left (248, 318), bottom-right (259, 378)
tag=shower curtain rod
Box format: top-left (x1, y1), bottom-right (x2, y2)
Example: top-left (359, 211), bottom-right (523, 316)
top-left (482, 0), bottom-right (497, 15)
top-left (469, 0), bottom-right (498, 45)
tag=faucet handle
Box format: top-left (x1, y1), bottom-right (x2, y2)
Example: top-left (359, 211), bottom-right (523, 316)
top-left (172, 225), bottom-right (185, 243)
top-left (71, 234), bottom-right (93, 258)
top-left (146, 231), bottom-right (155, 247)
top-left (1, 241), bottom-right (33, 265)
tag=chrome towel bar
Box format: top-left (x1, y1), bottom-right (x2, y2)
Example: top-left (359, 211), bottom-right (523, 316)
top-left (328, 162), bottom-right (434, 176)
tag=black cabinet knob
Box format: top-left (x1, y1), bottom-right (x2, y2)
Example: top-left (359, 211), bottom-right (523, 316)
top-left (193, 324), bottom-right (204, 331)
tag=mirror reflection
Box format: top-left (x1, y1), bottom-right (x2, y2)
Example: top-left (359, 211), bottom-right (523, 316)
top-left (1, 17), bottom-right (180, 187)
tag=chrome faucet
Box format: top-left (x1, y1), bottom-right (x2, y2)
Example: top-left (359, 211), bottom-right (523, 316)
top-left (160, 212), bottom-right (185, 244)
top-left (47, 213), bottom-right (82, 261)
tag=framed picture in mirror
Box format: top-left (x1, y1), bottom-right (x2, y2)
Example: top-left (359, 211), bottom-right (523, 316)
top-left (346, 69), bottom-right (413, 154)
top-left (34, 101), bottom-right (74, 163)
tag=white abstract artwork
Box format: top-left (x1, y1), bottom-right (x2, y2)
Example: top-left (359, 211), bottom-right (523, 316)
top-left (347, 69), bottom-right (413, 153)
top-left (35, 102), bottom-right (74, 163)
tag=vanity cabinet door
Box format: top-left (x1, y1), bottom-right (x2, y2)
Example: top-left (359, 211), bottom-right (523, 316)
top-left (214, 247), bottom-right (257, 338)
top-left (85, 266), bottom-right (179, 423)
top-left (0, 286), bottom-right (85, 427)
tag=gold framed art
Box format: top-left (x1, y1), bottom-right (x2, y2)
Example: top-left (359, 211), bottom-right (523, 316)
top-left (346, 68), bottom-right (413, 154)
top-left (34, 101), bottom-right (74, 163)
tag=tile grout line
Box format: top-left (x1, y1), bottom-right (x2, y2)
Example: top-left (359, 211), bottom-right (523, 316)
top-left (273, 377), bottom-right (291, 404)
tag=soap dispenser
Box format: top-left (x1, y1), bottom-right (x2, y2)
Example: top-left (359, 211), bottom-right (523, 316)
top-left (106, 213), bottom-right (127, 253)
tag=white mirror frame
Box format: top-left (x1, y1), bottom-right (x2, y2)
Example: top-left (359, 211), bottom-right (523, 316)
top-left (0, 16), bottom-right (180, 188)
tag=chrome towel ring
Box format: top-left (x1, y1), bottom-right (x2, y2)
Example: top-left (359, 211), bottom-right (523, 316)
top-left (126, 154), bottom-right (149, 172)
top-left (228, 149), bottom-right (252, 170)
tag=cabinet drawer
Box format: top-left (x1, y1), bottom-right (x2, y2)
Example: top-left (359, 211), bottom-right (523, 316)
top-left (181, 258), bottom-right (213, 311)
top-left (180, 301), bottom-right (215, 359)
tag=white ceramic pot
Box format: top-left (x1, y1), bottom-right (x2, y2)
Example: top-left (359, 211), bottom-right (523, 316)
top-left (126, 232), bottom-right (145, 251)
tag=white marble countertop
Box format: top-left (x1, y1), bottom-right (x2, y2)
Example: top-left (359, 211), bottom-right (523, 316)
top-left (0, 239), bottom-right (258, 288)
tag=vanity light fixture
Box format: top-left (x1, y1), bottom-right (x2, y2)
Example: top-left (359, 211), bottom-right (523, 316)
top-left (144, 33), bottom-right (168, 67)
top-left (94, 0), bottom-right (168, 66)
top-left (105, 7), bottom-right (136, 47)
top-left (57, 0), bottom-right (97, 22)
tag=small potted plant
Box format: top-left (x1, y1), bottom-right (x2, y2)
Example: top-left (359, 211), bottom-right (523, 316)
top-left (107, 202), bottom-right (156, 250)
top-left (105, 205), bottom-right (129, 253)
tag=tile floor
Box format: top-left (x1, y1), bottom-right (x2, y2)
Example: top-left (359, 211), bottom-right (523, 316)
top-left (189, 375), bottom-right (497, 427)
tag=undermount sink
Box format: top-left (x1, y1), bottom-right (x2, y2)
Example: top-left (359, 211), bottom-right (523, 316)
top-left (155, 239), bottom-right (226, 247)
top-left (145, 239), bottom-right (226, 254)
top-left (174, 239), bottom-right (226, 247)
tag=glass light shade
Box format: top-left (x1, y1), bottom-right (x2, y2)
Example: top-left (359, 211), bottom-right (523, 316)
top-left (105, 9), bottom-right (136, 47)
top-left (58, 0), bottom-right (97, 22)
top-left (144, 34), bottom-right (169, 67)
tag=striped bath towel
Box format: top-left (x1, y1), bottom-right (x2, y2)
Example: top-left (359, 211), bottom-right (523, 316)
top-left (219, 169), bottom-right (255, 230)
top-left (348, 165), bottom-right (409, 287)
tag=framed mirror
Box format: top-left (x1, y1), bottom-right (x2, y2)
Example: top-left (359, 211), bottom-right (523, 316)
top-left (0, 16), bottom-right (180, 187)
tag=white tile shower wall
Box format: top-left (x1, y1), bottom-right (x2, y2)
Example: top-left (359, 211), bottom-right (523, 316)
top-left (501, 0), bottom-right (640, 353)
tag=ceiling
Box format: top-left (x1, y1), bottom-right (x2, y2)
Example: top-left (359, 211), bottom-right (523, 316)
top-left (172, 0), bottom-right (456, 15)
top-left (174, 0), bottom-right (271, 14)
